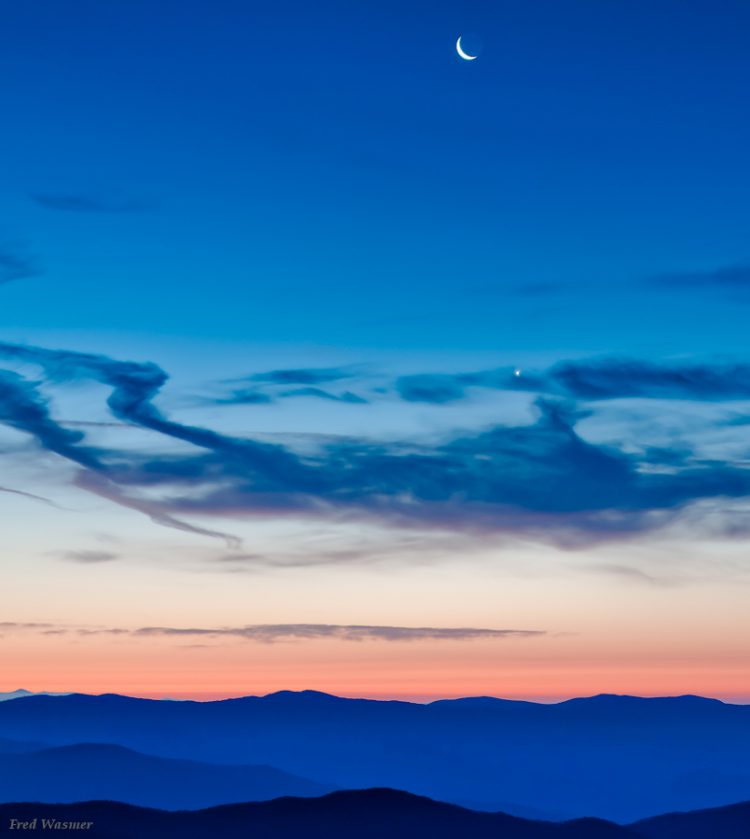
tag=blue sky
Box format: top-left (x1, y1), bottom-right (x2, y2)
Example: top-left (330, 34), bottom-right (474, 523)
top-left (2, 0), bottom-right (750, 699)
top-left (2, 0), bottom-right (750, 353)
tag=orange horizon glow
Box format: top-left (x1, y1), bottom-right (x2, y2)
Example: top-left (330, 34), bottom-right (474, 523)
top-left (4, 544), bottom-right (749, 709)
top-left (4, 633), bottom-right (749, 705)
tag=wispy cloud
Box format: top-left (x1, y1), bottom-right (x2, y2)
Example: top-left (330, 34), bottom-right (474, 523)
top-left (127, 624), bottom-right (544, 642)
top-left (0, 369), bottom-right (99, 468)
top-left (0, 356), bottom-right (242, 548)
top-left (58, 550), bottom-right (120, 564)
top-left (395, 358), bottom-right (750, 404)
top-left (215, 367), bottom-right (367, 406)
top-left (31, 192), bottom-right (156, 214)
top-left (0, 486), bottom-right (57, 507)
top-left (3, 340), bottom-right (750, 549)
top-left (215, 388), bottom-right (274, 405)
top-left (216, 386), bottom-right (367, 406)
top-left (511, 281), bottom-right (568, 297)
top-left (5, 622), bottom-right (544, 643)
top-left (0, 622), bottom-right (55, 630)
top-left (585, 563), bottom-right (684, 588)
top-left (0, 242), bottom-right (39, 285)
top-left (75, 471), bottom-right (242, 548)
top-left (396, 373), bottom-right (470, 404)
top-left (721, 412), bottom-right (750, 427)
top-left (279, 387), bottom-right (367, 404)
top-left (651, 262), bottom-right (750, 294)
top-left (247, 367), bottom-right (355, 386)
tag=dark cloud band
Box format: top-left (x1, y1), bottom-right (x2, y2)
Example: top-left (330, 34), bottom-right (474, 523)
top-left (396, 358), bottom-right (750, 404)
top-left (130, 624), bottom-right (544, 642)
top-left (2, 340), bottom-right (750, 549)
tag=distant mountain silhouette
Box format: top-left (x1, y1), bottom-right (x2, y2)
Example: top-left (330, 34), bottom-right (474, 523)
top-left (0, 743), bottom-right (331, 809)
top-left (0, 688), bottom-right (69, 702)
top-left (0, 790), bottom-right (638, 839)
top-left (0, 689), bottom-right (35, 702)
top-left (1, 691), bottom-right (750, 821)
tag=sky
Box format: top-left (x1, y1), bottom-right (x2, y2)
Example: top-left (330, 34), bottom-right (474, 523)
top-left (1, 0), bottom-right (750, 701)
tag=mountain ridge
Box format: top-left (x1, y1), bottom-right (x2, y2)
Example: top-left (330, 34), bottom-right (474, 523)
top-left (1, 688), bottom-right (741, 706)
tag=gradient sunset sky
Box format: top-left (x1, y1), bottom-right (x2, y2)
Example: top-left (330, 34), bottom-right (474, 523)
top-left (2, 0), bottom-right (750, 702)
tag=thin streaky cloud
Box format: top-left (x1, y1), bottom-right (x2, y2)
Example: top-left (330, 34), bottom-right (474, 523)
top-left (62, 420), bottom-right (131, 429)
top-left (216, 386), bottom-right (368, 406)
top-left (585, 563), bottom-right (684, 588)
top-left (215, 388), bottom-right (274, 405)
top-left (34, 623), bottom-right (545, 643)
top-left (130, 624), bottom-right (545, 642)
top-left (30, 192), bottom-right (156, 214)
top-left (58, 549), bottom-right (120, 564)
top-left (395, 358), bottom-right (750, 404)
top-left (247, 366), bottom-right (356, 386)
top-left (511, 281), bottom-right (568, 297)
top-left (0, 621), bottom-right (545, 643)
top-left (651, 262), bottom-right (750, 291)
top-left (0, 242), bottom-right (39, 285)
top-left (0, 485), bottom-right (57, 507)
top-left (279, 387), bottom-right (368, 404)
top-left (74, 471), bottom-right (242, 549)
top-left (0, 621), bottom-right (55, 631)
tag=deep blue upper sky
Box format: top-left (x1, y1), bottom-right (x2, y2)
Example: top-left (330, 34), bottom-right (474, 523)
top-left (2, 0), bottom-right (750, 353)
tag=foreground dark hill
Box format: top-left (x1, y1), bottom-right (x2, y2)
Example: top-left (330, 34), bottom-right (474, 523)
top-left (633, 800), bottom-right (750, 839)
top-left (0, 790), bottom-right (636, 839)
top-left (2, 791), bottom-right (746, 839)
top-left (2, 691), bottom-right (750, 821)
top-left (0, 743), bottom-right (330, 809)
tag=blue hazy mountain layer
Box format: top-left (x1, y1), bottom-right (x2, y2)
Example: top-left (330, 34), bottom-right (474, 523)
top-left (1, 692), bottom-right (749, 822)
top-left (0, 734), bottom-right (556, 819)
top-left (0, 743), bottom-right (331, 809)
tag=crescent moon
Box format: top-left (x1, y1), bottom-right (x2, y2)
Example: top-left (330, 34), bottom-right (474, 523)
top-left (456, 36), bottom-right (478, 61)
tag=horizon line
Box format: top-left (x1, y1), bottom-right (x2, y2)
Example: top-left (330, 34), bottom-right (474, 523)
top-left (3, 687), bottom-right (749, 706)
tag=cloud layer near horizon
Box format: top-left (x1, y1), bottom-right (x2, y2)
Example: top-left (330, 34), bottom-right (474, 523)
top-left (0, 622), bottom-right (543, 643)
top-left (2, 340), bottom-right (750, 551)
